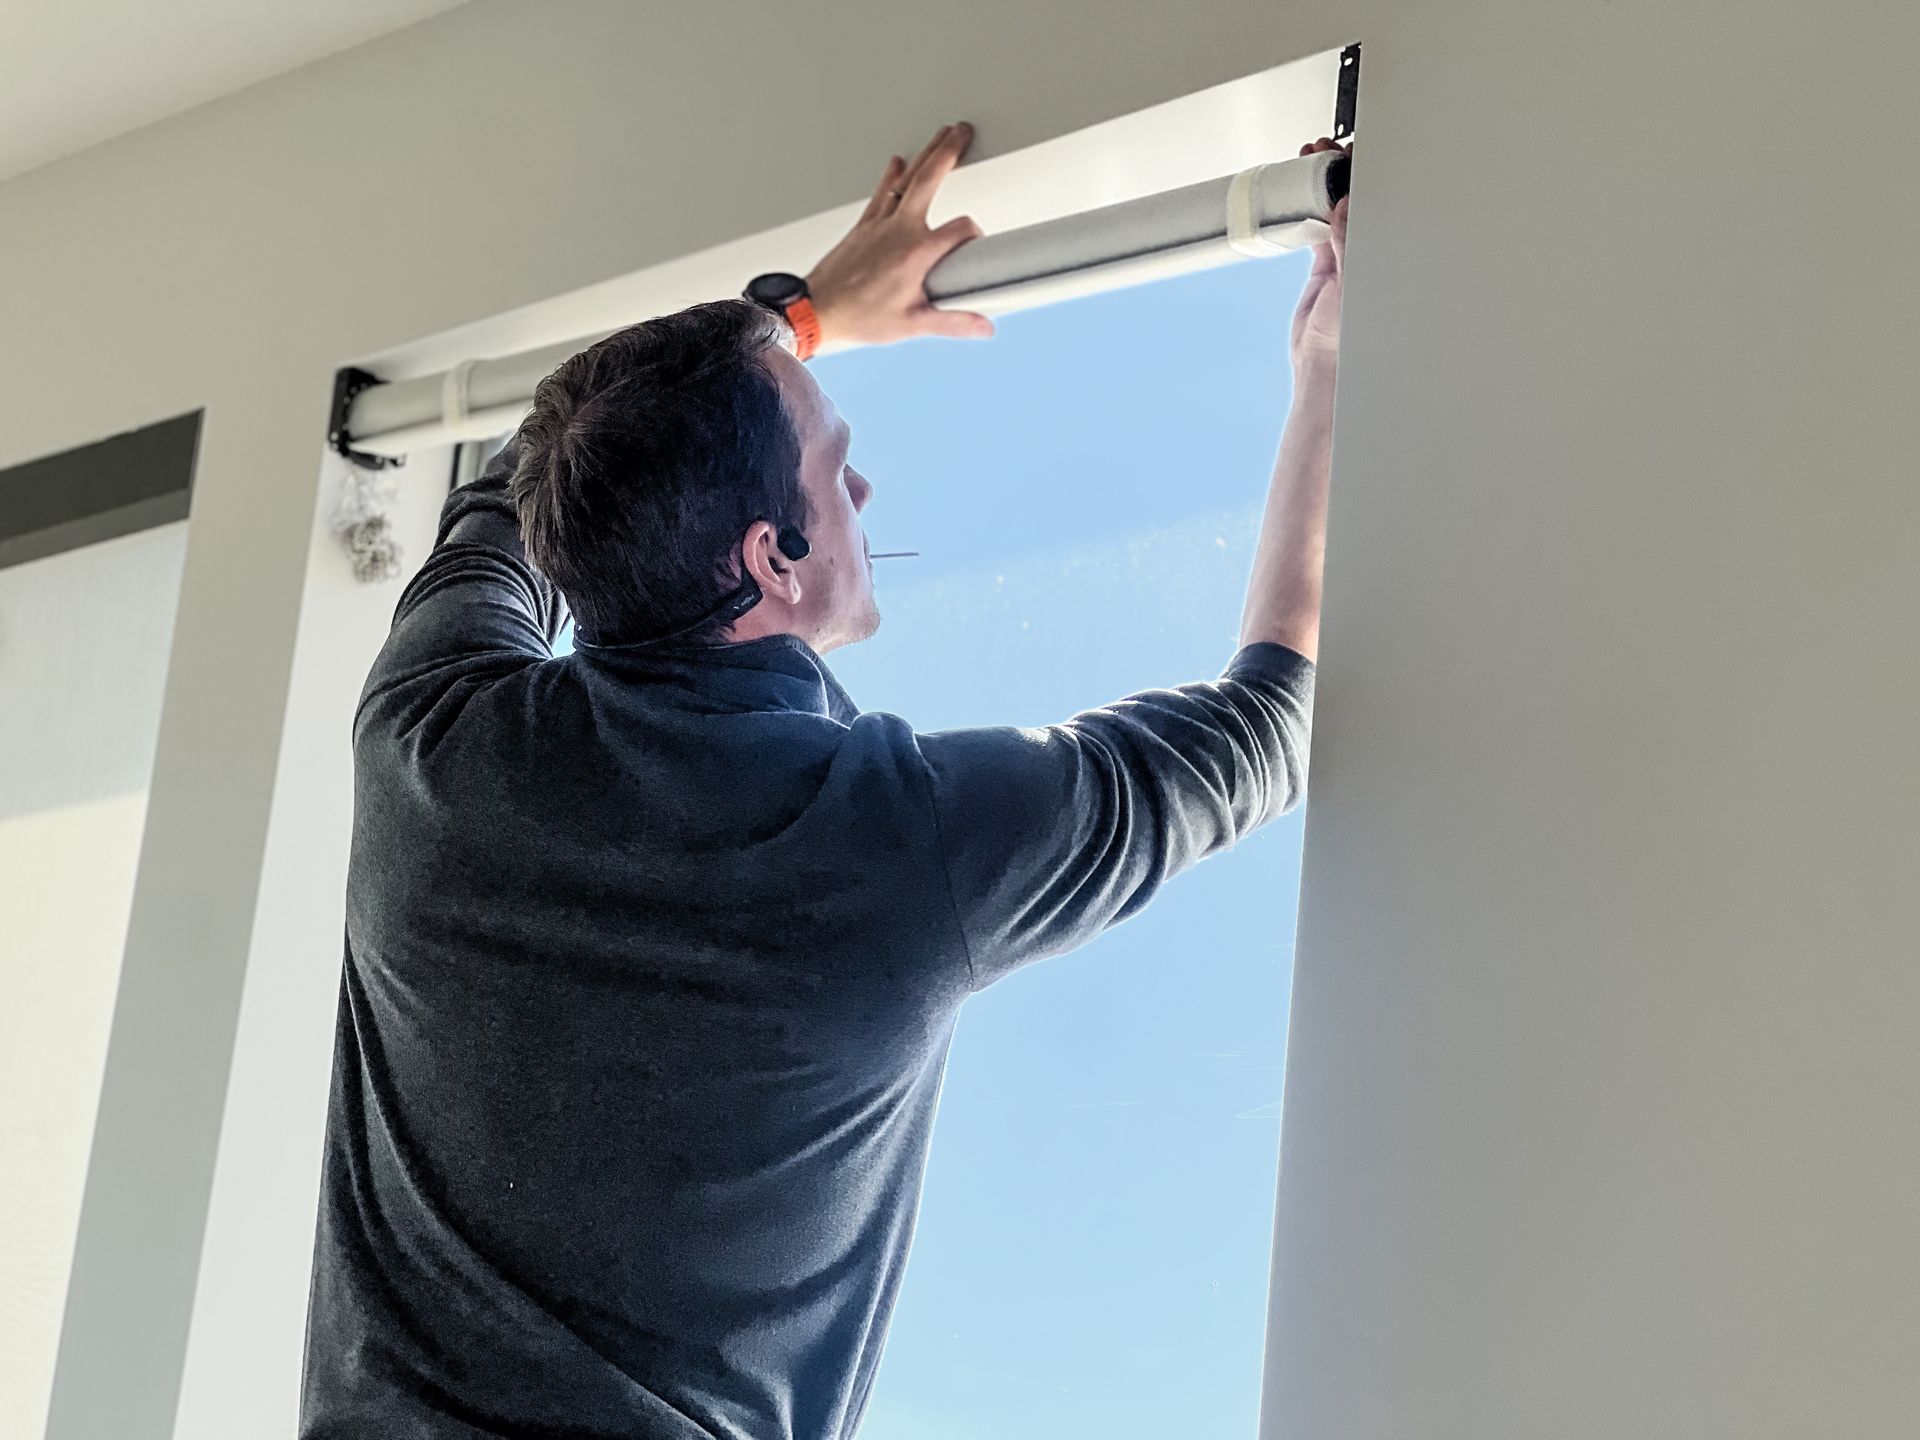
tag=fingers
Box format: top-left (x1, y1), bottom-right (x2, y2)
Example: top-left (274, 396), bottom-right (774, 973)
top-left (927, 211), bottom-right (985, 258)
top-left (852, 123), bottom-right (955, 229)
top-left (1297, 135), bottom-right (1352, 270)
top-left (860, 154), bottom-right (907, 222)
top-left (899, 120), bottom-right (974, 221)
top-left (918, 304), bottom-right (996, 341)
top-left (905, 122), bottom-right (956, 179)
top-left (1309, 196), bottom-right (1349, 277)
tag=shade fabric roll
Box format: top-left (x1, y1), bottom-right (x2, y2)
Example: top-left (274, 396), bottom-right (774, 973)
top-left (341, 149), bottom-right (1344, 459)
top-left (924, 147), bottom-right (1343, 311)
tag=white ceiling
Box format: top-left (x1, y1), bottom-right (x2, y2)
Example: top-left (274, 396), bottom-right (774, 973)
top-left (0, 0), bottom-right (471, 182)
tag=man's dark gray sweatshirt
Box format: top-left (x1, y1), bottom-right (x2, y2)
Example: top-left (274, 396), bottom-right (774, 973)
top-left (299, 433), bottom-right (1314, 1439)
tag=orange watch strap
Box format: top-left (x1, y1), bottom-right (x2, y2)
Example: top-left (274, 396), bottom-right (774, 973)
top-left (785, 295), bottom-right (822, 361)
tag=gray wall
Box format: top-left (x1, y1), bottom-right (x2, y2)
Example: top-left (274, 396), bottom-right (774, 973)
top-left (0, 527), bottom-right (187, 820)
top-left (0, 1), bottom-right (1912, 1436)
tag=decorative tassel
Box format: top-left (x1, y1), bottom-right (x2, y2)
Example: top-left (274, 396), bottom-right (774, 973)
top-left (332, 463), bottom-right (403, 583)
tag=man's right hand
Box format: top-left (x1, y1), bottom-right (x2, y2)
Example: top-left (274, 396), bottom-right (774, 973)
top-left (1290, 138), bottom-right (1352, 367)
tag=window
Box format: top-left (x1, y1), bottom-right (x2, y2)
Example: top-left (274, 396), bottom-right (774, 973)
top-left (814, 251), bottom-right (1315, 1438)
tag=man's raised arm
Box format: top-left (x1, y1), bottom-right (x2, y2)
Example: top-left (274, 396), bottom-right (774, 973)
top-left (1241, 137), bottom-right (1350, 662)
top-left (912, 138), bottom-right (1351, 992)
top-left (353, 433), bottom-right (568, 739)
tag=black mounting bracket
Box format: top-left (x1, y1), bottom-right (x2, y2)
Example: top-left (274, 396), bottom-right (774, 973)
top-left (1333, 42), bottom-right (1361, 141)
top-left (327, 365), bottom-right (405, 471)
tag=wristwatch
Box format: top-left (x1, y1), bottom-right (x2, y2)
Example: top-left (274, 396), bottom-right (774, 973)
top-left (743, 271), bottom-right (823, 361)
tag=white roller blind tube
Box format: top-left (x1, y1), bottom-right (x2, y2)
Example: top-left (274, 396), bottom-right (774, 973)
top-left (341, 150), bottom-right (1347, 460)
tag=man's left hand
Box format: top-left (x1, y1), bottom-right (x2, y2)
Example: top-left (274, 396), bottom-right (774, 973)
top-left (805, 121), bottom-right (996, 348)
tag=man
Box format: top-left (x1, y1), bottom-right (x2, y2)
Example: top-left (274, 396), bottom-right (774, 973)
top-left (300, 121), bottom-right (1347, 1439)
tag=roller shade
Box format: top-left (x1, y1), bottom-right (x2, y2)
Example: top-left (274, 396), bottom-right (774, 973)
top-left (336, 149), bottom-right (1347, 461)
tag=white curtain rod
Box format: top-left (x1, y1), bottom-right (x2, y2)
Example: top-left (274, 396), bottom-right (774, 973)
top-left (339, 149), bottom-right (1347, 460)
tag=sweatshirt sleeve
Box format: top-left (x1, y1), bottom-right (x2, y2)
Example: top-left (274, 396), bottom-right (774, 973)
top-left (916, 643), bottom-right (1314, 993)
top-left (354, 432), bottom-right (571, 741)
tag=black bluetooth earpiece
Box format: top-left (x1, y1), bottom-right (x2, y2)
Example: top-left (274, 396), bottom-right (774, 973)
top-left (574, 522), bottom-right (811, 653)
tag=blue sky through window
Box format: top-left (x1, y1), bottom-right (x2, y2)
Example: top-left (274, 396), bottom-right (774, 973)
top-left (810, 250), bottom-right (1316, 1439)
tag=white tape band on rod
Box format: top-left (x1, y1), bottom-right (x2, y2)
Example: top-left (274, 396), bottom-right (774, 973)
top-left (441, 359), bottom-right (479, 432)
top-left (1227, 165), bottom-right (1297, 258)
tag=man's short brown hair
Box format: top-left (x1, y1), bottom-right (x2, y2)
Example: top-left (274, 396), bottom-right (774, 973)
top-left (511, 299), bottom-right (807, 645)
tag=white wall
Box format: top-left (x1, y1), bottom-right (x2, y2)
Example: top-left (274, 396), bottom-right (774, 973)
top-left (170, 452), bottom-right (449, 1438)
top-left (0, 2), bottom-right (1914, 1437)
top-left (0, 526), bottom-right (187, 1438)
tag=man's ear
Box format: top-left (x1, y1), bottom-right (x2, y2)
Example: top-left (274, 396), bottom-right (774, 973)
top-left (739, 520), bottom-right (803, 605)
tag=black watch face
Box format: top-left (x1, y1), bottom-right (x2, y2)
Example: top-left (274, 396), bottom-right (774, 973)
top-left (746, 272), bottom-right (808, 310)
